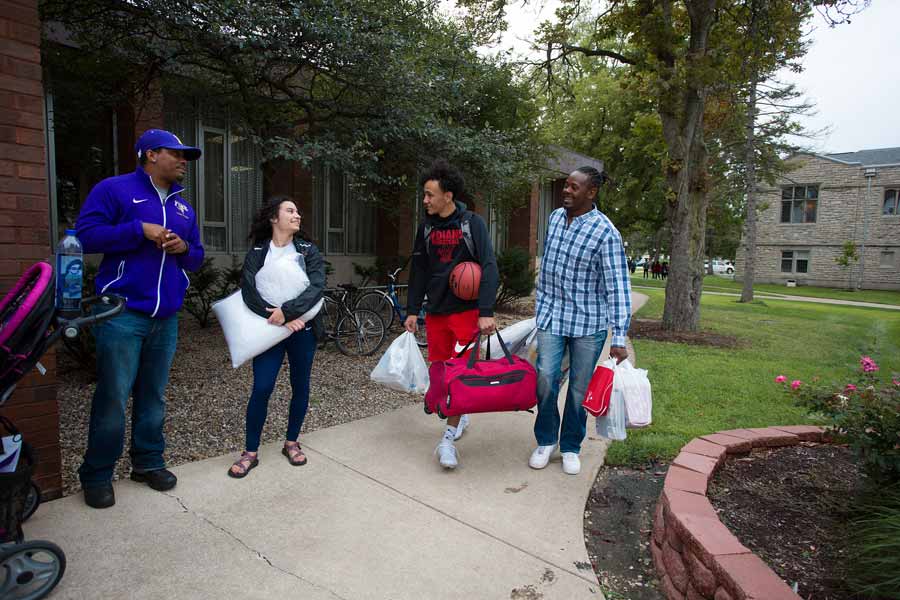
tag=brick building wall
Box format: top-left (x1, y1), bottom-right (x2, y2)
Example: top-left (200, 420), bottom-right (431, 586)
top-left (0, 0), bottom-right (63, 498)
top-left (736, 154), bottom-right (900, 290)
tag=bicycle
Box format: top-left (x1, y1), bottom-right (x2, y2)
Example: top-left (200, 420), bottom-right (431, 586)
top-left (354, 266), bottom-right (427, 347)
top-left (319, 284), bottom-right (386, 356)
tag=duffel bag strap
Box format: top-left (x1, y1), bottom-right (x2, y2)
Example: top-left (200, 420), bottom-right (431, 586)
top-left (465, 330), bottom-right (516, 368)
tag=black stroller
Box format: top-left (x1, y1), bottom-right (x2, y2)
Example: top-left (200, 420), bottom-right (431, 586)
top-left (0, 261), bottom-right (123, 599)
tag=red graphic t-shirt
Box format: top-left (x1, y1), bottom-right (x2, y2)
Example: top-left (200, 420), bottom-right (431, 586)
top-left (429, 228), bottom-right (464, 263)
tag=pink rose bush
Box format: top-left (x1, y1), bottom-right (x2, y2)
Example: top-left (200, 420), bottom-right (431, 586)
top-left (776, 355), bottom-right (900, 483)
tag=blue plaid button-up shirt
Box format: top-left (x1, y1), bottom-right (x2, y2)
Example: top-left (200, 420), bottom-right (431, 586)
top-left (536, 206), bottom-right (632, 346)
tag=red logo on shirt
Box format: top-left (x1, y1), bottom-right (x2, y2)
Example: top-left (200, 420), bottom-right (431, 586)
top-left (430, 228), bottom-right (464, 263)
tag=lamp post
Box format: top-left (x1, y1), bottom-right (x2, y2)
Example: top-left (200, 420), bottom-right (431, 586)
top-left (858, 168), bottom-right (877, 290)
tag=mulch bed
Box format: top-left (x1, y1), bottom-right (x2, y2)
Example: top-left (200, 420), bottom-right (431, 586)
top-left (584, 464), bottom-right (666, 599)
top-left (708, 444), bottom-right (866, 600)
top-left (627, 319), bottom-right (741, 349)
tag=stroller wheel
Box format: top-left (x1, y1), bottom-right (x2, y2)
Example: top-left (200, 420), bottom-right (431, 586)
top-left (22, 483), bottom-right (40, 522)
top-left (0, 540), bottom-right (66, 600)
top-left (423, 402), bottom-right (433, 415)
top-left (436, 405), bottom-right (447, 420)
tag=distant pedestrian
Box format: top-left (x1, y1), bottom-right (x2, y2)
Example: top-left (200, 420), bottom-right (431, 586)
top-left (642, 261), bottom-right (649, 279)
top-left (652, 260), bottom-right (661, 279)
top-left (661, 262), bottom-right (669, 280)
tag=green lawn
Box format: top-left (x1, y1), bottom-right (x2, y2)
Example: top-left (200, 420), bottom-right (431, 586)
top-left (629, 273), bottom-right (900, 306)
top-left (605, 288), bottom-right (900, 466)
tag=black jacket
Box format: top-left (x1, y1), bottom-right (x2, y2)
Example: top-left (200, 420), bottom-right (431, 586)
top-left (406, 201), bottom-right (499, 317)
top-left (240, 237), bottom-right (326, 340)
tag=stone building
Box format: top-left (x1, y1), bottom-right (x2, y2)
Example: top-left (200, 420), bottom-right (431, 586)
top-left (736, 148), bottom-right (900, 290)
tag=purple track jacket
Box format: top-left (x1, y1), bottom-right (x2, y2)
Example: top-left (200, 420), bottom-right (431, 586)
top-left (76, 166), bottom-right (204, 318)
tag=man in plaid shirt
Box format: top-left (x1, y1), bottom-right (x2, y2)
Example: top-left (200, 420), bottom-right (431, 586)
top-left (529, 166), bottom-right (632, 475)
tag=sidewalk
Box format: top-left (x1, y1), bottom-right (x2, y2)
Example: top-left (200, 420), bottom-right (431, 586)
top-left (632, 284), bottom-right (900, 311)
top-left (24, 293), bottom-right (648, 600)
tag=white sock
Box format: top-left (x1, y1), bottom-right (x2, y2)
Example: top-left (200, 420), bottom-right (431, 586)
top-left (444, 426), bottom-right (457, 440)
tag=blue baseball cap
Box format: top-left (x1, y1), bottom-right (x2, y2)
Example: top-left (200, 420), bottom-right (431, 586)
top-left (135, 129), bottom-right (202, 161)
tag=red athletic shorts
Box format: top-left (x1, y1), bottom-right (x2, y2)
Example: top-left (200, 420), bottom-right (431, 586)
top-left (425, 309), bottom-right (480, 362)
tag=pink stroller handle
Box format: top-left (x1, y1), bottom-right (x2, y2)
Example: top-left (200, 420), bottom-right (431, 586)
top-left (0, 262), bottom-right (53, 348)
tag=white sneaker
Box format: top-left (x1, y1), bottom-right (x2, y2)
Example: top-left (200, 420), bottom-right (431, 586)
top-left (528, 444), bottom-right (557, 469)
top-left (436, 438), bottom-right (459, 469)
top-left (453, 415), bottom-right (470, 441)
top-left (561, 452), bottom-right (581, 475)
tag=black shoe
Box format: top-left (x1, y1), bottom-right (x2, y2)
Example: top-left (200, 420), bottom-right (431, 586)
top-left (84, 484), bottom-right (115, 509)
top-left (131, 468), bottom-right (177, 491)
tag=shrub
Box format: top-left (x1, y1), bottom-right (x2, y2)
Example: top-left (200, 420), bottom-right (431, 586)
top-left (848, 483), bottom-right (900, 599)
top-left (495, 246), bottom-right (535, 308)
top-left (353, 256), bottom-right (407, 287)
top-left (183, 257), bottom-right (241, 328)
top-left (777, 356), bottom-right (900, 483)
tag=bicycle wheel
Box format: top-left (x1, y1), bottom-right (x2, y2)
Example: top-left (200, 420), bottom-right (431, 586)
top-left (355, 291), bottom-right (395, 329)
top-left (320, 296), bottom-right (340, 340)
top-left (335, 308), bottom-right (385, 356)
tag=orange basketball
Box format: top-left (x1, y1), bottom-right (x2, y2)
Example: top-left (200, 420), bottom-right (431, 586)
top-left (450, 261), bottom-right (481, 301)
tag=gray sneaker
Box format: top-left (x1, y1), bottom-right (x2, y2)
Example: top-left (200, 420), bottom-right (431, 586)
top-left (435, 438), bottom-right (459, 469)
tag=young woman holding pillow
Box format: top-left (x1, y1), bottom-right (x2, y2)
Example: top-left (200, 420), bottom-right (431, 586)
top-left (228, 196), bottom-right (325, 478)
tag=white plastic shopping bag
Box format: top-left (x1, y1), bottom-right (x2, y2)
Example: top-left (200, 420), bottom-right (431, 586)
top-left (370, 332), bottom-right (430, 394)
top-left (595, 369), bottom-right (627, 441)
top-left (618, 360), bottom-right (652, 428)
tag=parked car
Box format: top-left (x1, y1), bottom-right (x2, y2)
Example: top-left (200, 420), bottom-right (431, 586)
top-left (704, 260), bottom-right (735, 275)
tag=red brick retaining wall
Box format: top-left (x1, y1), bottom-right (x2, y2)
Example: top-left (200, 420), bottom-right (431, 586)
top-left (651, 426), bottom-right (826, 600)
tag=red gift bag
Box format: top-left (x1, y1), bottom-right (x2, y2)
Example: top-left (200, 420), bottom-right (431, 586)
top-left (582, 359), bottom-right (617, 417)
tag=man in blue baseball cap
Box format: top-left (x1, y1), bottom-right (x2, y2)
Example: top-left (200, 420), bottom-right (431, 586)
top-left (75, 129), bottom-right (205, 509)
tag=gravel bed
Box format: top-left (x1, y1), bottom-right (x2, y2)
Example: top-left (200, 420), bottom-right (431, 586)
top-left (57, 299), bottom-right (535, 496)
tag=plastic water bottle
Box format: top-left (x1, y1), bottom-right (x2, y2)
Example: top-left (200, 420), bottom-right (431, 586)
top-left (56, 229), bottom-right (83, 315)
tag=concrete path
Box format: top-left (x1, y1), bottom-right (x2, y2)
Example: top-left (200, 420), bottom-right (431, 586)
top-left (24, 293), bottom-right (648, 600)
top-left (632, 284), bottom-right (900, 311)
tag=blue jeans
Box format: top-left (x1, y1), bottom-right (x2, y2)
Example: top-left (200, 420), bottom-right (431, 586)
top-left (534, 329), bottom-right (608, 454)
top-left (245, 327), bottom-right (317, 452)
top-left (78, 310), bottom-right (178, 489)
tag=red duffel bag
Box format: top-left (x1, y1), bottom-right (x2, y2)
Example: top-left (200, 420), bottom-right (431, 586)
top-left (425, 331), bottom-right (537, 418)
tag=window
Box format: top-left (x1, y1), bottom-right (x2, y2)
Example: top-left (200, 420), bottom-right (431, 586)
top-left (781, 250), bottom-right (810, 274)
top-left (486, 200), bottom-right (507, 253)
top-left (313, 164), bottom-right (376, 255)
top-left (165, 97), bottom-right (263, 254)
top-left (883, 189), bottom-right (899, 216)
top-left (780, 185), bottom-right (818, 223)
top-left (880, 251), bottom-right (896, 269)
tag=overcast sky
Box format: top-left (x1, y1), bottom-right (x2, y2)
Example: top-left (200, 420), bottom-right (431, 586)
top-left (488, 1), bottom-right (900, 154)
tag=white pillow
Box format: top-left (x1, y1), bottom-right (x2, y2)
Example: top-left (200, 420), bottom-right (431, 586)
top-left (213, 294), bottom-right (324, 369)
top-left (214, 254), bottom-right (323, 368)
top-left (256, 254), bottom-right (309, 306)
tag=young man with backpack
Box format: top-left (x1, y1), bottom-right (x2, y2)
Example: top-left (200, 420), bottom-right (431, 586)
top-left (405, 159), bottom-right (499, 469)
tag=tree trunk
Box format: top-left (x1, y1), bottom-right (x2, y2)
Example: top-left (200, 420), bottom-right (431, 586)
top-left (739, 9), bottom-right (762, 304)
top-left (662, 138), bottom-right (710, 331)
top-left (659, 0), bottom-right (716, 332)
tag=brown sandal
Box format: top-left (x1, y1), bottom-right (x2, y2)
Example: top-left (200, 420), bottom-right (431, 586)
top-left (282, 442), bottom-right (308, 466)
top-left (228, 452), bottom-right (259, 478)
